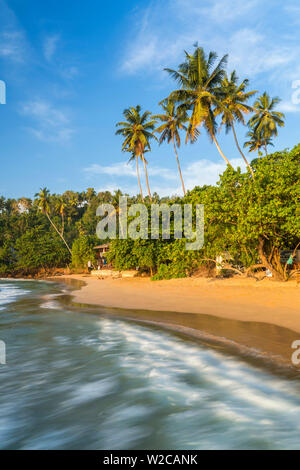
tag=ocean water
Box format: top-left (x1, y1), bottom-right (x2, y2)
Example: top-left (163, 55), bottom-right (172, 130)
top-left (0, 279), bottom-right (300, 450)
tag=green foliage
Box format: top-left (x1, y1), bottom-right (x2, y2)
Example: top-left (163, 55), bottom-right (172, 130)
top-left (152, 263), bottom-right (186, 280)
top-left (15, 227), bottom-right (70, 270)
top-left (186, 145), bottom-right (300, 278)
top-left (0, 142), bottom-right (298, 281)
top-left (71, 236), bottom-right (97, 269)
top-left (132, 240), bottom-right (157, 273)
top-left (107, 239), bottom-right (137, 270)
top-left (0, 242), bottom-right (15, 274)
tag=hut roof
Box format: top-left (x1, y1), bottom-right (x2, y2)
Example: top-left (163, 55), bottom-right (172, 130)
top-left (94, 243), bottom-right (110, 250)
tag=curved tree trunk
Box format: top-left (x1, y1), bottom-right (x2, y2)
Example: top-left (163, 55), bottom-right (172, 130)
top-left (231, 123), bottom-right (255, 178)
top-left (46, 212), bottom-right (72, 254)
top-left (172, 135), bottom-right (186, 196)
top-left (142, 154), bottom-right (152, 201)
top-left (136, 156), bottom-right (144, 202)
top-left (212, 134), bottom-right (233, 167)
top-left (258, 236), bottom-right (284, 280)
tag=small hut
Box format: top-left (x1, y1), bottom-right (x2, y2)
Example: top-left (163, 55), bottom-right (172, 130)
top-left (94, 243), bottom-right (110, 269)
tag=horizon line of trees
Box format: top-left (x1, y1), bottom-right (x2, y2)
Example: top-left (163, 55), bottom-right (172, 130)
top-left (0, 143), bottom-right (299, 281)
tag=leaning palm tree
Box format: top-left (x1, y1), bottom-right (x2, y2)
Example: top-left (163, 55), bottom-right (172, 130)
top-left (164, 45), bottom-right (232, 166)
top-left (35, 188), bottom-right (72, 254)
top-left (215, 71), bottom-right (256, 177)
top-left (54, 196), bottom-right (66, 236)
top-left (153, 100), bottom-right (188, 195)
top-left (116, 105), bottom-right (157, 201)
top-left (244, 129), bottom-right (274, 156)
top-left (248, 92), bottom-right (285, 156)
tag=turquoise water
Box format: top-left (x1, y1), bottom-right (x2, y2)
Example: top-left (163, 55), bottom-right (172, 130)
top-left (1, 279), bottom-right (300, 450)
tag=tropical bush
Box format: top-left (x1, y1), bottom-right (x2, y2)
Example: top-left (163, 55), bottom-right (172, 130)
top-left (14, 227), bottom-right (70, 271)
top-left (71, 236), bottom-right (97, 269)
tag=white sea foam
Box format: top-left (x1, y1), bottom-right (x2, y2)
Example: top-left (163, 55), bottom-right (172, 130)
top-left (96, 318), bottom-right (300, 444)
top-left (0, 283), bottom-right (29, 307)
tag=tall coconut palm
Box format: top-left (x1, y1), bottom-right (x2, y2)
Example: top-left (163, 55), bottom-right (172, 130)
top-left (244, 129), bottom-right (274, 156)
top-left (127, 150), bottom-right (144, 202)
top-left (153, 100), bottom-right (188, 195)
top-left (216, 71), bottom-right (256, 177)
top-left (35, 188), bottom-right (72, 254)
top-left (116, 105), bottom-right (157, 201)
top-left (248, 92), bottom-right (285, 156)
top-left (164, 45), bottom-right (232, 166)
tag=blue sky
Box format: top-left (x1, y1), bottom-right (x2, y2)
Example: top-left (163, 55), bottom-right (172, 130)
top-left (0, 0), bottom-right (299, 199)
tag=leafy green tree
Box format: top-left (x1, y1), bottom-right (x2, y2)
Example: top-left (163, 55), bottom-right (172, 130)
top-left (116, 105), bottom-right (157, 201)
top-left (15, 227), bottom-right (70, 271)
top-left (187, 145), bottom-right (300, 280)
top-left (132, 240), bottom-right (157, 276)
top-left (165, 45), bottom-right (231, 166)
top-left (71, 236), bottom-right (96, 269)
top-left (153, 100), bottom-right (188, 195)
top-left (248, 92), bottom-right (285, 156)
top-left (0, 241), bottom-right (15, 274)
top-left (107, 239), bottom-right (138, 270)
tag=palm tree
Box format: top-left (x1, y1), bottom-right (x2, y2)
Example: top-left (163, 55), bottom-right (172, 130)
top-left (216, 71), bottom-right (256, 177)
top-left (109, 189), bottom-right (126, 237)
top-left (248, 92), bottom-right (285, 156)
top-left (55, 196), bottom-right (66, 236)
top-left (244, 129), bottom-right (274, 156)
top-left (35, 188), bottom-right (72, 254)
top-left (164, 45), bottom-right (232, 166)
top-left (116, 105), bottom-right (157, 201)
top-left (153, 100), bottom-right (188, 195)
top-left (127, 150), bottom-right (144, 202)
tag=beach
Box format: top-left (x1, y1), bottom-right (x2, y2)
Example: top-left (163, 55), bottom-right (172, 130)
top-left (3, 278), bottom-right (300, 449)
top-left (60, 274), bottom-right (300, 333)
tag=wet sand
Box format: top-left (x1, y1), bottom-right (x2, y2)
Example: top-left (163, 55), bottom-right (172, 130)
top-left (60, 275), bottom-right (300, 332)
top-left (54, 275), bottom-right (300, 371)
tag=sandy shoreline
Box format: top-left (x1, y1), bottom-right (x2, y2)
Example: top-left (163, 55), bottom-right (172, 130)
top-left (59, 274), bottom-right (300, 333)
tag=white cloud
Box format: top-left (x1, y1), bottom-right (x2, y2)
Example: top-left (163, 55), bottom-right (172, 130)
top-left (0, 30), bottom-right (26, 62)
top-left (84, 161), bottom-right (178, 180)
top-left (277, 100), bottom-right (300, 113)
top-left (0, 1), bottom-right (29, 63)
top-left (225, 29), bottom-right (294, 78)
top-left (20, 99), bottom-right (74, 143)
top-left (85, 162), bottom-right (137, 177)
top-left (87, 157), bottom-right (248, 197)
top-left (43, 34), bottom-right (60, 61)
top-left (120, 0), bottom-right (298, 83)
top-left (183, 158), bottom-right (246, 189)
top-left (203, 0), bottom-right (259, 22)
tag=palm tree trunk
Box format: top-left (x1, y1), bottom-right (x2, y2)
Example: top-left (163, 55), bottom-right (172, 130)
top-left (61, 212), bottom-right (64, 236)
top-left (46, 212), bottom-right (72, 254)
top-left (264, 142), bottom-right (268, 156)
top-left (172, 135), bottom-right (186, 195)
top-left (211, 134), bottom-right (233, 167)
top-left (136, 156), bottom-right (144, 202)
top-left (231, 123), bottom-right (255, 178)
top-left (142, 154), bottom-right (152, 201)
